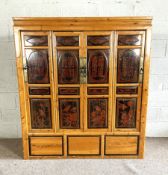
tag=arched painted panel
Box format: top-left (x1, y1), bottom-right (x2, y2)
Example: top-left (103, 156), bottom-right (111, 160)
top-left (26, 50), bottom-right (49, 84)
top-left (87, 50), bottom-right (109, 84)
top-left (117, 49), bottom-right (140, 83)
top-left (57, 50), bottom-right (79, 84)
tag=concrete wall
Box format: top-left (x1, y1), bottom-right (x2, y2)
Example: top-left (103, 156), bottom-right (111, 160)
top-left (0, 0), bottom-right (168, 138)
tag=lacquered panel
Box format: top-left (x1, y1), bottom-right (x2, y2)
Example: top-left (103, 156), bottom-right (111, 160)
top-left (29, 87), bottom-right (50, 95)
top-left (59, 99), bottom-right (80, 129)
top-left (24, 36), bottom-right (48, 46)
top-left (87, 36), bottom-right (110, 46)
top-left (30, 99), bottom-right (52, 129)
top-left (116, 98), bottom-right (137, 128)
top-left (58, 87), bottom-right (80, 95)
top-left (87, 87), bottom-right (108, 95)
top-left (87, 50), bottom-right (109, 84)
top-left (26, 49), bottom-right (49, 84)
top-left (116, 87), bottom-right (138, 94)
top-left (88, 98), bottom-right (108, 128)
top-left (56, 36), bottom-right (79, 46)
top-left (118, 35), bottom-right (142, 46)
top-left (57, 50), bottom-right (79, 84)
top-left (117, 49), bottom-right (141, 83)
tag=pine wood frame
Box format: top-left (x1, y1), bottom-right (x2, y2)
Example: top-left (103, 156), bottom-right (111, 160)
top-left (13, 17), bottom-right (152, 159)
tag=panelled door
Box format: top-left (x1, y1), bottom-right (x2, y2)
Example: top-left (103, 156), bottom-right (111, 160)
top-left (114, 31), bottom-right (145, 132)
top-left (53, 32), bottom-right (83, 131)
top-left (21, 32), bottom-right (55, 133)
top-left (83, 32), bottom-right (112, 131)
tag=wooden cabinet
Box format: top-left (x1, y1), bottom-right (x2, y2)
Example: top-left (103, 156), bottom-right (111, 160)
top-left (13, 17), bottom-right (152, 159)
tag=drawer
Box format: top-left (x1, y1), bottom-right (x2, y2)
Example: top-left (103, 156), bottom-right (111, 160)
top-left (29, 137), bottom-right (63, 156)
top-left (105, 136), bottom-right (138, 155)
top-left (68, 136), bottom-right (101, 156)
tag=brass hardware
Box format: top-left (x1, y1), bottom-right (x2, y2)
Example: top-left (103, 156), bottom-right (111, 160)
top-left (23, 64), bottom-right (28, 82)
top-left (23, 65), bottom-right (29, 70)
top-left (139, 56), bottom-right (144, 83)
top-left (80, 57), bottom-right (87, 84)
top-left (140, 67), bottom-right (144, 74)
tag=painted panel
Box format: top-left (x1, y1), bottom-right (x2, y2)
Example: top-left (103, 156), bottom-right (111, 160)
top-left (58, 87), bottom-right (80, 95)
top-left (59, 99), bottom-right (80, 129)
top-left (29, 87), bottom-right (50, 95)
top-left (117, 49), bottom-right (141, 83)
top-left (87, 87), bottom-right (108, 95)
top-left (87, 35), bottom-right (110, 46)
top-left (57, 50), bottom-right (79, 84)
top-left (116, 86), bottom-right (138, 94)
top-left (24, 36), bottom-right (48, 46)
top-left (118, 35), bottom-right (142, 46)
top-left (56, 36), bottom-right (79, 46)
top-left (26, 49), bottom-right (49, 84)
top-left (30, 98), bottom-right (52, 129)
top-left (88, 98), bottom-right (108, 128)
top-left (116, 98), bottom-right (137, 128)
top-left (87, 50), bottom-right (109, 84)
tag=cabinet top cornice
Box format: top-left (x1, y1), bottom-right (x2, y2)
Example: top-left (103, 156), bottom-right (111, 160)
top-left (13, 17), bottom-right (152, 30)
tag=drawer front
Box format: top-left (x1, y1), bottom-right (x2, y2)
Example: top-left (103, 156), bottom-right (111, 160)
top-left (105, 136), bottom-right (138, 155)
top-left (30, 137), bottom-right (63, 156)
top-left (68, 136), bottom-right (101, 156)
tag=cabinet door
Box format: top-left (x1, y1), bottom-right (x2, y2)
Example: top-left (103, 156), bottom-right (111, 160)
top-left (114, 31), bottom-right (145, 132)
top-left (84, 32), bottom-right (112, 131)
top-left (21, 32), bottom-right (55, 132)
top-left (53, 32), bottom-right (82, 131)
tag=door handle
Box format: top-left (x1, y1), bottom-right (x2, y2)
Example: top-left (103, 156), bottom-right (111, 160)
top-left (23, 65), bottom-right (29, 70)
top-left (80, 57), bottom-right (87, 84)
top-left (23, 64), bottom-right (28, 83)
top-left (140, 67), bottom-right (143, 74)
top-left (139, 56), bottom-right (144, 83)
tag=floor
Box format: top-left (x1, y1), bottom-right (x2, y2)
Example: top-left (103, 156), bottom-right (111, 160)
top-left (0, 138), bottom-right (167, 175)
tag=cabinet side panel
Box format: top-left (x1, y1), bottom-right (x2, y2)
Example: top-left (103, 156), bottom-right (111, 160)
top-left (139, 28), bottom-right (151, 158)
top-left (14, 28), bottom-right (29, 159)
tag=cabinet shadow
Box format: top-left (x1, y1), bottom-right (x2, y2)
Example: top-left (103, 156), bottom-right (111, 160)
top-left (0, 139), bottom-right (23, 159)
